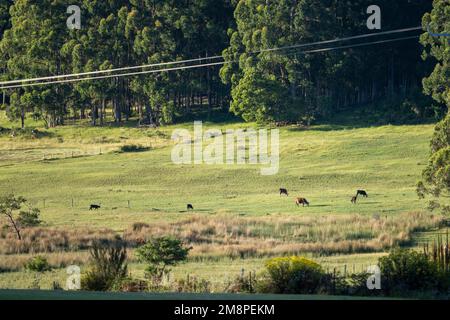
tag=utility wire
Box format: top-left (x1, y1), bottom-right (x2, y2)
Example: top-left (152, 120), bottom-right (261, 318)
top-left (278, 35), bottom-right (419, 56)
top-left (0, 62), bottom-right (227, 89)
top-left (258, 26), bottom-right (421, 53)
top-left (0, 35), bottom-right (419, 89)
top-left (0, 26), bottom-right (422, 87)
top-left (0, 35), bottom-right (421, 90)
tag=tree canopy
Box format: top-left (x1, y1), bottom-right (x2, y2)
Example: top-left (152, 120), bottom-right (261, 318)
top-left (417, 0), bottom-right (449, 214)
top-left (220, 0), bottom-right (437, 124)
top-left (0, 0), bottom-right (446, 127)
top-left (0, 0), bottom-right (234, 127)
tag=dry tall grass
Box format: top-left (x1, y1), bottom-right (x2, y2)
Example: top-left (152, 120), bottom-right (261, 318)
top-left (0, 212), bottom-right (442, 271)
top-left (123, 212), bottom-right (441, 258)
top-left (0, 227), bottom-right (116, 254)
top-left (0, 251), bottom-right (89, 272)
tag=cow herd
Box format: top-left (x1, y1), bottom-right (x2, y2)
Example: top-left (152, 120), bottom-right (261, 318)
top-left (279, 188), bottom-right (369, 208)
top-left (88, 189), bottom-right (369, 211)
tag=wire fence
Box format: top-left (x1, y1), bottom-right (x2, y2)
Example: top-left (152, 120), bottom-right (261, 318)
top-left (35, 198), bottom-right (145, 210)
top-left (42, 149), bottom-right (104, 161)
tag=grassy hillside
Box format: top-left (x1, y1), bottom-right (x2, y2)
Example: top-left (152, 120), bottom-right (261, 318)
top-left (0, 112), bottom-right (443, 290)
top-left (0, 119), bottom-right (434, 227)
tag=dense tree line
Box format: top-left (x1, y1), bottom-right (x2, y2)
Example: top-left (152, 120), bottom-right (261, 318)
top-left (0, 0), bottom-right (447, 127)
top-left (220, 0), bottom-right (443, 124)
top-left (0, 0), bottom-right (233, 127)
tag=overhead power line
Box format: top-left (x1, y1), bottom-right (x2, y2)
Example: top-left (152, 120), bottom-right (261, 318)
top-left (0, 55), bottom-right (225, 86)
top-left (0, 27), bottom-right (422, 89)
top-left (0, 62), bottom-right (227, 89)
top-left (280, 35), bottom-right (419, 56)
top-left (0, 25), bottom-right (421, 87)
top-left (259, 26), bottom-right (421, 53)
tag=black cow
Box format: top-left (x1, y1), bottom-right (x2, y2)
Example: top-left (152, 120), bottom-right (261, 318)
top-left (279, 188), bottom-right (289, 196)
top-left (89, 204), bottom-right (101, 210)
top-left (187, 204), bottom-right (194, 210)
top-left (356, 190), bottom-right (368, 197)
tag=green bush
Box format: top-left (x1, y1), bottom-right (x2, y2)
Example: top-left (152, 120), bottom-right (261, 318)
top-left (257, 256), bottom-right (330, 294)
top-left (379, 248), bottom-right (441, 295)
top-left (25, 256), bottom-right (51, 272)
top-left (81, 240), bottom-right (128, 291)
top-left (136, 237), bottom-right (191, 284)
top-left (119, 144), bottom-right (150, 153)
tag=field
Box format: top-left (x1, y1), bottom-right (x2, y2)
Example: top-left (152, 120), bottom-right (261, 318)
top-left (0, 112), bottom-right (445, 291)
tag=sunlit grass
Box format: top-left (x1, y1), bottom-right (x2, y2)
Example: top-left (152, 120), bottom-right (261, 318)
top-left (0, 111), bottom-right (440, 290)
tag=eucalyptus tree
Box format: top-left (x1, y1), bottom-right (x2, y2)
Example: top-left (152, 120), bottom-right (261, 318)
top-left (420, 0), bottom-right (449, 109)
top-left (221, 0), bottom-right (434, 123)
top-left (417, 0), bottom-right (449, 213)
top-left (0, 0), bottom-right (72, 127)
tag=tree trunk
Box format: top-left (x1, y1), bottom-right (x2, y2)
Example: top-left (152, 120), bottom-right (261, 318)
top-left (21, 107), bottom-right (25, 129)
top-left (92, 104), bottom-right (98, 126)
top-left (207, 78), bottom-right (212, 119)
top-left (138, 103), bottom-right (143, 125)
top-left (100, 99), bottom-right (105, 126)
top-left (7, 214), bottom-right (21, 240)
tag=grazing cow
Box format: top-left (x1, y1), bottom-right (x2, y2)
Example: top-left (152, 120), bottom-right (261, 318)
top-left (89, 204), bottom-right (101, 210)
top-left (357, 190), bottom-right (368, 197)
top-left (187, 204), bottom-right (194, 210)
top-left (279, 188), bottom-right (289, 196)
top-left (295, 197), bottom-right (310, 207)
top-left (351, 196), bottom-right (357, 204)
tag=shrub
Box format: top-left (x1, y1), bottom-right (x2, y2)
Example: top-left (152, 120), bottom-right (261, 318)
top-left (25, 256), bottom-right (51, 272)
top-left (81, 240), bottom-right (128, 291)
top-left (379, 248), bottom-right (440, 295)
top-left (119, 144), bottom-right (150, 153)
top-left (257, 256), bottom-right (330, 294)
top-left (135, 236), bottom-right (191, 284)
top-left (344, 272), bottom-right (377, 296)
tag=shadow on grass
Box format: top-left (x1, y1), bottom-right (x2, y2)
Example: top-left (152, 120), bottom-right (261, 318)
top-left (356, 201), bottom-right (382, 205)
top-left (178, 209), bottom-right (213, 213)
top-left (308, 204), bottom-right (332, 207)
top-left (287, 108), bottom-right (439, 133)
top-left (174, 106), bottom-right (241, 125)
top-left (0, 127), bottom-right (59, 139)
